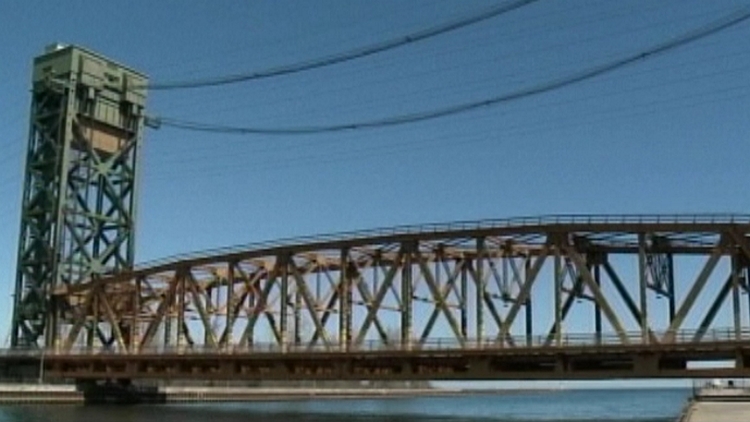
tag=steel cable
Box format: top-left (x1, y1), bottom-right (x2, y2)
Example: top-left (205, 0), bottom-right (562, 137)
top-left (138, 0), bottom-right (542, 90)
top-left (151, 7), bottom-right (750, 136)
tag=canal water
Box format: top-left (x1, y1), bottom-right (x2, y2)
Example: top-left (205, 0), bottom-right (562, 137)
top-left (0, 388), bottom-right (690, 421)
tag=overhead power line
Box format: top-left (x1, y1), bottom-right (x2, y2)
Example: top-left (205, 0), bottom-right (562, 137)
top-left (150, 7), bottom-right (750, 136)
top-left (139, 0), bottom-right (541, 90)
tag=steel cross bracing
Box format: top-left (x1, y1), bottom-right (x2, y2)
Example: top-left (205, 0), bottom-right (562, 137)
top-left (46, 215), bottom-right (750, 357)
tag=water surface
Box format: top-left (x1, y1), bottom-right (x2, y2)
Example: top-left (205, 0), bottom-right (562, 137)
top-left (0, 388), bottom-right (690, 422)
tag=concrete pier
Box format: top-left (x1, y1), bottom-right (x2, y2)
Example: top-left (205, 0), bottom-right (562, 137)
top-left (681, 383), bottom-right (750, 422)
top-left (684, 402), bottom-right (750, 422)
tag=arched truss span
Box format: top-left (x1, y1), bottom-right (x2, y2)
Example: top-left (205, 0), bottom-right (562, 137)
top-left (51, 214), bottom-right (750, 355)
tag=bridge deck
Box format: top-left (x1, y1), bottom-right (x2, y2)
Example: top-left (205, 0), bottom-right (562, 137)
top-left (4, 330), bottom-right (749, 381)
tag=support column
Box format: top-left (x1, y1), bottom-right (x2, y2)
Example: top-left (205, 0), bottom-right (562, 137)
top-left (246, 272), bottom-right (257, 348)
top-left (638, 234), bottom-right (649, 344)
top-left (131, 278), bottom-right (141, 352)
top-left (176, 274), bottom-right (185, 349)
top-left (46, 295), bottom-right (59, 351)
top-left (339, 249), bottom-right (350, 350)
top-left (476, 238), bottom-right (485, 345)
top-left (732, 254), bottom-right (742, 340)
top-left (667, 254), bottom-right (676, 322)
top-left (554, 242), bottom-right (563, 346)
top-left (460, 259), bottom-right (468, 340)
top-left (374, 250), bottom-right (381, 294)
top-left (163, 304), bottom-right (172, 350)
top-left (225, 262), bottom-right (235, 348)
top-left (87, 290), bottom-right (99, 350)
top-left (594, 263), bottom-right (602, 344)
top-left (293, 288), bottom-right (302, 345)
top-left (279, 255), bottom-right (289, 350)
top-left (401, 243), bottom-right (413, 349)
top-left (204, 287), bottom-right (213, 346)
top-left (524, 258), bottom-right (533, 346)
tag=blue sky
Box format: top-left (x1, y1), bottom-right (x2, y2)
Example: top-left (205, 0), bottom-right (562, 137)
top-left (1, 0), bottom-right (750, 387)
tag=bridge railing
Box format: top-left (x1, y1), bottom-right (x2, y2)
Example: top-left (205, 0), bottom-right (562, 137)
top-left (4, 326), bottom-right (748, 357)
top-left (131, 213), bottom-right (750, 272)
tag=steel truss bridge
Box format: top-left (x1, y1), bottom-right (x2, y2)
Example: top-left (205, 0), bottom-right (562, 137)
top-left (5, 215), bottom-right (750, 379)
top-left (4, 214), bottom-right (745, 382)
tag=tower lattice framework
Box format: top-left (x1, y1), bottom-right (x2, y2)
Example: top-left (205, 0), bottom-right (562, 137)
top-left (12, 44), bottom-right (148, 348)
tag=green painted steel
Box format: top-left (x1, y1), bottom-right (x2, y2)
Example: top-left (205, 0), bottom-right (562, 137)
top-left (11, 44), bottom-right (148, 348)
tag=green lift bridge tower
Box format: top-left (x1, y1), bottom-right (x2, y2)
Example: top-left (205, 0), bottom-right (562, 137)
top-left (12, 45), bottom-right (148, 348)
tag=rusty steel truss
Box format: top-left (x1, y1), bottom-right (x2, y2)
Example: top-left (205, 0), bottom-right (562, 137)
top-left (46, 214), bottom-right (750, 358)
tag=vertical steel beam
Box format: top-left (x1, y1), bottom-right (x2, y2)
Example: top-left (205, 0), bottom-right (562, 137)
top-left (32, 80), bottom-right (73, 349)
top-left (594, 263), bottom-right (602, 344)
top-left (87, 288), bottom-right (98, 350)
top-left (524, 257), bottom-right (533, 346)
top-left (401, 243), bottom-right (414, 348)
top-left (476, 238), bottom-right (485, 344)
top-left (436, 253), bottom-right (443, 328)
top-left (667, 253), bottom-right (676, 322)
top-left (460, 259), bottom-right (468, 340)
top-left (176, 272), bottom-right (186, 348)
top-left (554, 244), bottom-right (563, 346)
top-left (374, 250), bottom-right (381, 294)
top-left (204, 286), bottom-right (213, 346)
top-left (279, 255), bottom-right (289, 349)
top-left (339, 249), bottom-right (350, 350)
top-left (732, 254), bottom-right (742, 340)
top-left (293, 287), bottom-right (301, 345)
top-left (131, 277), bottom-right (141, 350)
top-left (225, 262), bottom-right (235, 347)
top-left (10, 95), bottom-right (47, 348)
top-left (163, 302), bottom-right (172, 349)
top-left (46, 296), bottom-right (59, 350)
top-left (638, 233), bottom-right (649, 344)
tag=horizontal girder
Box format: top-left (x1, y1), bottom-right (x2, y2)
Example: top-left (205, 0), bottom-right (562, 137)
top-left (6, 331), bottom-right (750, 381)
